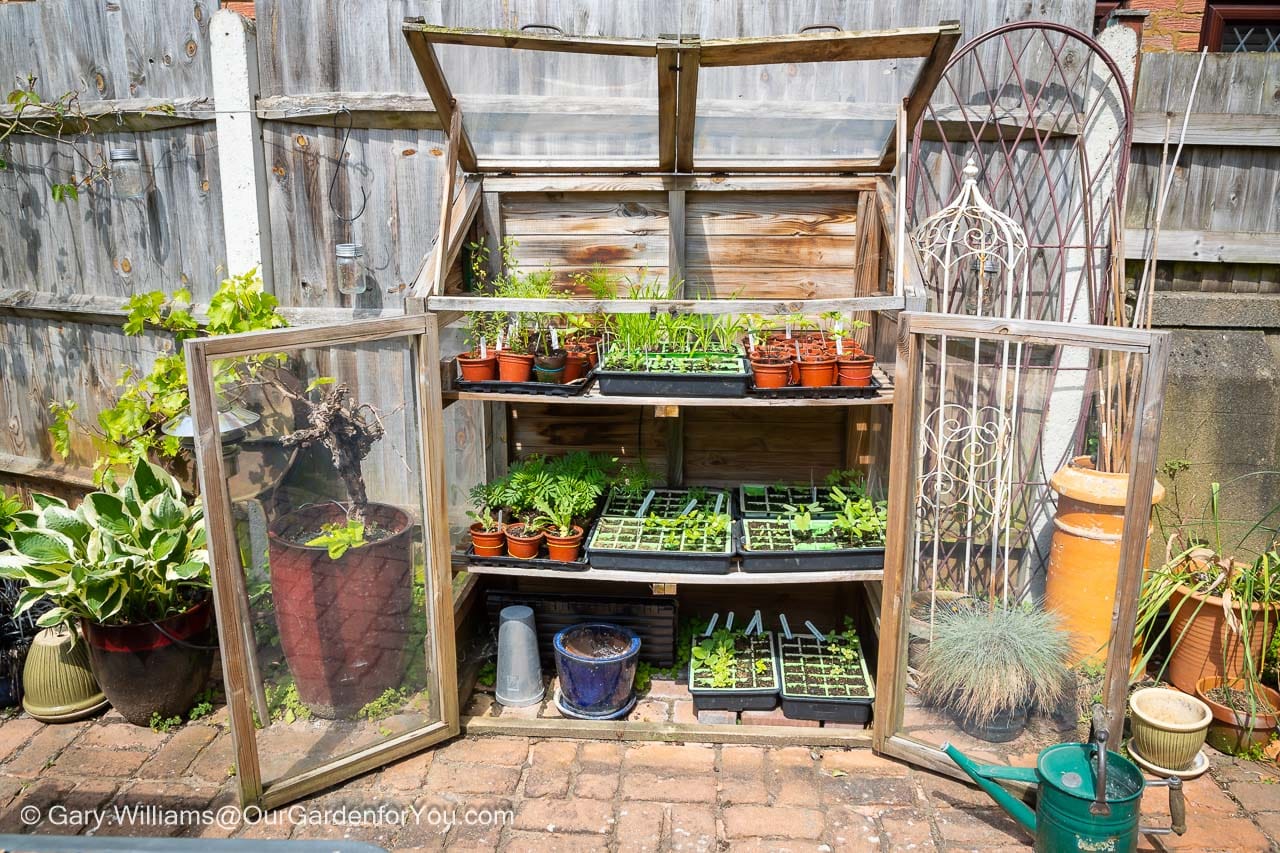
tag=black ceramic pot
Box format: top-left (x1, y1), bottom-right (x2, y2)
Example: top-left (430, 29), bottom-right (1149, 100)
top-left (956, 704), bottom-right (1029, 743)
top-left (82, 597), bottom-right (215, 726)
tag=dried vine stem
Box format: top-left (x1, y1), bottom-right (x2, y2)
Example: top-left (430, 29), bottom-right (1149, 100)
top-left (279, 384), bottom-right (385, 521)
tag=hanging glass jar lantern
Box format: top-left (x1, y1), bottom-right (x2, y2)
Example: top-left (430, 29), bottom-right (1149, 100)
top-left (109, 145), bottom-right (145, 199)
top-left (335, 242), bottom-right (367, 295)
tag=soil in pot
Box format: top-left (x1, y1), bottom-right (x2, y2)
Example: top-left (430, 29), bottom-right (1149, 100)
top-left (1196, 677), bottom-right (1280, 754)
top-left (470, 522), bottom-right (505, 557)
top-left (497, 351), bottom-right (535, 382)
top-left (269, 502), bottom-right (413, 719)
top-left (554, 623), bottom-right (640, 718)
top-left (82, 596), bottom-right (215, 727)
top-left (837, 354), bottom-right (875, 387)
top-left (457, 352), bottom-right (498, 382)
top-left (545, 526), bottom-right (585, 562)
top-left (689, 631), bottom-right (778, 712)
top-left (750, 357), bottom-right (792, 389)
top-left (797, 356), bottom-right (837, 388)
top-left (505, 523), bottom-right (545, 559)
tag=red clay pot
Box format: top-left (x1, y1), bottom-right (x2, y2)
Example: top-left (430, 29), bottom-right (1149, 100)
top-left (545, 526), bottom-right (585, 562)
top-left (457, 352), bottom-right (497, 382)
top-left (563, 352), bottom-right (591, 383)
top-left (837, 354), bottom-right (876, 387)
top-left (505, 523), bottom-right (545, 559)
top-left (268, 503), bottom-right (413, 718)
top-left (797, 356), bottom-right (837, 387)
top-left (470, 522), bottom-right (505, 557)
top-left (498, 351), bottom-right (535, 382)
top-left (750, 357), bottom-right (792, 389)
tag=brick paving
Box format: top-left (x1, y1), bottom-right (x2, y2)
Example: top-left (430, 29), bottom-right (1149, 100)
top-left (0, 704), bottom-right (1278, 850)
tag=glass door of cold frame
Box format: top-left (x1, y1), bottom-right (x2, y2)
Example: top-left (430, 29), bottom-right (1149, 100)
top-left (185, 314), bottom-right (458, 808)
top-left (871, 312), bottom-right (1169, 778)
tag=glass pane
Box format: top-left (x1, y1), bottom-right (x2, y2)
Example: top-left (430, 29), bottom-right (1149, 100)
top-left (694, 58), bottom-right (922, 164)
top-left (202, 335), bottom-right (440, 787)
top-left (897, 334), bottom-right (1149, 766)
top-left (437, 44), bottom-right (658, 164)
top-left (1225, 24), bottom-right (1280, 52)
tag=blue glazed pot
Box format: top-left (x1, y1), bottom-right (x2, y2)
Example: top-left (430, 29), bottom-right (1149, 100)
top-left (554, 623), bottom-right (640, 718)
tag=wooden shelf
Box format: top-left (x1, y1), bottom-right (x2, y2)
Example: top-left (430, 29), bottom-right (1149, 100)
top-left (443, 367), bottom-right (894, 408)
top-left (462, 562), bottom-right (883, 585)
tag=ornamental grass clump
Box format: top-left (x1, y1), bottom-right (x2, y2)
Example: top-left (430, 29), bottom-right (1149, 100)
top-left (918, 604), bottom-right (1071, 727)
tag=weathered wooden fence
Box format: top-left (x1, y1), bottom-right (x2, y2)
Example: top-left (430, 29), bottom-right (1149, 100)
top-left (0, 0), bottom-right (1093, 513)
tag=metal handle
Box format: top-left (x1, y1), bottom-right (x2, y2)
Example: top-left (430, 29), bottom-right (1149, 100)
top-left (1089, 704), bottom-right (1111, 817)
top-left (521, 24), bottom-right (566, 34)
top-left (1140, 778), bottom-right (1187, 836)
top-left (800, 24), bottom-right (840, 33)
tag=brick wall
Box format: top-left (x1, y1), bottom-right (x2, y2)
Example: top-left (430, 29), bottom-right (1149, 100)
top-left (222, 0), bottom-right (255, 19)
top-left (1119, 0), bottom-right (1206, 51)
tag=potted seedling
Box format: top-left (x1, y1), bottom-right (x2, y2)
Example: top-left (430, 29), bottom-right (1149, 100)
top-left (457, 310), bottom-right (500, 382)
top-left (532, 475), bottom-right (602, 563)
top-left (587, 510), bottom-right (734, 574)
top-left (689, 626), bottom-right (779, 711)
top-left (267, 381), bottom-right (414, 719)
top-left (467, 481), bottom-right (505, 557)
top-left (778, 618), bottom-right (875, 723)
top-left (0, 461), bottom-right (214, 726)
top-left (917, 604), bottom-right (1071, 743)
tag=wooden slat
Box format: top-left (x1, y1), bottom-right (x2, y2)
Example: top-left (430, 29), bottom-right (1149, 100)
top-left (413, 176), bottom-right (483, 298)
top-left (465, 563), bottom-right (883, 585)
top-left (668, 190), bottom-right (687, 289)
top-left (1132, 112), bottom-right (1280, 147)
top-left (482, 176), bottom-right (878, 193)
top-left (902, 313), bottom-right (1155, 352)
top-left (506, 234), bottom-right (669, 268)
top-left (675, 44), bottom-right (700, 173)
top-left (0, 96), bottom-right (212, 133)
top-left (687, 193), bottom-right (859, 236)
top-left (429, 294), bottom-right (904, 314)
top-left (687, 236), bottom-right (857, 268)
top-left (403, 23), bottom-right (658, 58)
top-left (1123, 228), bottom-right (1280, 264)
top-left (402, 27), bottom-right (477, 172)
top-left (904, 23), bottom-right (962, 140)
top-left (256, 92), bottom-right (443, 131)
top-left (463, 714), bottom-right (872, 746)
top-left (657, 42), bottom-right (678, 172)
top-left (501, 194), bottom-right (669, 236)
top-left (684, 268), bottom-right (861, 299)
top-left (699, 26), bottom-right (948, 67)
top-left (196, 314), bottom-right (426, 358)
top-left (430, 109), bottom-right (463, 296)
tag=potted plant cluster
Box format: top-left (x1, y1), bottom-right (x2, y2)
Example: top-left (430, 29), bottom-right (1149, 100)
top-left (917, 603), bottom-right (1071, 743)
top-left (740, 484), bottom-right (888, 572)
top-left (745, 312), bottom-right (875, 392)
top-left (778, 618), bottom-right (875, 723)
top-left (688, 627), bottom-right (779, 712)
top-left (267, 381), bottom-right (415, 719)
top-left (0, 461), bottom-right (214, 726)
top-left (587, 510), bottom-right (735, 574)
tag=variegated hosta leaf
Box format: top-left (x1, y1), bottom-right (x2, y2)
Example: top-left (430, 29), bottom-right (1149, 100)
top-left (143, 491), bottom-right (187, 530)
top-left (31, 494), bottom-right (68, 511)
top-left (10, 529), bottom-right (74, 563)
top-left (39, 505), bottom-right (91, 544)
top-left (81, 493), bottom-right (134, 538)
top-left (36, 607), bottom-right (73, 629)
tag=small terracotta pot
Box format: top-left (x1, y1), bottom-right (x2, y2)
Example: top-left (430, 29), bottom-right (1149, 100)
top-left (505, 523), bottom-right (545, 559)
top-left (1196, 676), bottom-right (1280, 755)
top-left (563, 352), bottom-right (591, 383)
top-left (498, 352), bottom-right (535, 382)
top-left (837, 354), bottom-right (876, 387)
top-left (750, 357), bottom-right (792, 389)
top-left (545, 526), bottom-right (585, 562)
top-left (797, 356), bottom-right (837, 387)
top-left (470, 522), bottom-right (505, 557)
top-left (458, 352), bottom-right (498, 382)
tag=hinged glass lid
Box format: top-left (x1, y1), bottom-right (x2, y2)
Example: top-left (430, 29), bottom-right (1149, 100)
top-left (402, 22), bottom-right (960, 173)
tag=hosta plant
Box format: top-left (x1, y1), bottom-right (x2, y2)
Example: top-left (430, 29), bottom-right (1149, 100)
top-left (0, 460), bottom-right (210, 628)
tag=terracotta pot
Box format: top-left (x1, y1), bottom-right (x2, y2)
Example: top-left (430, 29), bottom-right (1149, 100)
top-left (1044, 456), bottom-right (1164, 667)
top-left (82, 597), bottom-right (214, 727)
top-left (470, 522), bottom-right (505, 557)
top-left (505, 523), bottom-right (545, 559)
top-left (1195, 676), bottom-right (1280, 755)
top-left (457, 352), bottom-right (497, 382)
top-left (498, 351), bottom-right (535, 382)
top-left (1164, 578), bottom-right (1280, 694)
top-left (563, 352), bottom-right (591, 383)
top-left (545, 526), bottom-right (585, 562)
top-left (269, 503), bottom-right (413, 718)
top-left (750, 357), bottom-right (792, 389)
top-left (1129, 686), bottom-right (1212, 771)
top-left (797, 356), bottom-right (837, 387)
top-left (837, 354), bottom-right (875, 387)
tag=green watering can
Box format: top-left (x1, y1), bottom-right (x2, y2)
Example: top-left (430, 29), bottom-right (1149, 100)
top-left (943, 715), bottom-right (1187, 852)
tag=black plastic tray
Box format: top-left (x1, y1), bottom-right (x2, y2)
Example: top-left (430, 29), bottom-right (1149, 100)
top-left (455, 371), bottom-right (595, 397)
top-left (688, 632), bottom-right (780, 711)
top-left (584, 547), bottom-right (733, 574)
top-left (781, 695), bottom-right (872, 723)
top-left (747, 375), bottom-right (882, 400)
top-left (737, 522), bottom-right (884, 572)
top-left (595, 369), bottom-right (748, 399)
top-left (465, 546), bottom-right (589, 572)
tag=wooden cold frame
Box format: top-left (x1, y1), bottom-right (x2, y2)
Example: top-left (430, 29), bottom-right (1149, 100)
top-left (870, 312), bottom-right (1170, 782)
top-left (185, 314), bottom-right (460, 808)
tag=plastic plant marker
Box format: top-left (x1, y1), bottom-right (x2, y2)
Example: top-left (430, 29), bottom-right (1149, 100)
top-left (805, 621), bottom-right (826, 641)
top-left (725, 612), bottom-right (735, 631)
top-left (780, 614), bottom-right (793, 639)
top-left (704, 614), bottom-right (719, 636)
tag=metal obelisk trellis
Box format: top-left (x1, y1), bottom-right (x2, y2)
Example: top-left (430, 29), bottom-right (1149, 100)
top-left (909, 158), bottom-right (1030, 618)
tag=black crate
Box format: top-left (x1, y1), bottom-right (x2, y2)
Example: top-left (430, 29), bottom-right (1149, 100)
top-left (777, 633), bottom-right (875, 724)
top-left (484, 591), bottom-right (677, 666)
top-left (586, 515), bottom-right (735, 574)
top-left (465, 546), bottom-right (589, 572)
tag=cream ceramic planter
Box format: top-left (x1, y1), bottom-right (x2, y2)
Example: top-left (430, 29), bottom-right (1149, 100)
top-left (1128, 686), bottom-right (1211, 771)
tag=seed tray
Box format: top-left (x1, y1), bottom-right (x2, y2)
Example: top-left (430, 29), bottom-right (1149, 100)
top-left (596, 354), bottom-right (749, 399)
top-left (747, 375), bottom-right (882, 400)
top-left (778, 633), bottom-right (875, 723)
top-left (601, 487), bottom-right (733, 519)
top-left (465, 546), bottom-right (589, 573)
top-left (585, 514), bottom-right (735, 574)
top-left (737, 484), bottom-right (840, 518)
top-left (738, 520), bottom-right (885, 573)
top-left (689, 631), bottom-right (779, 712)
top-left (454, 370), bottom-right (595, 397)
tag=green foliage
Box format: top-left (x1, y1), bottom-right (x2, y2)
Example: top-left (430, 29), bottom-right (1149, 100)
top-left (265, 678), bottom-right (312, 725)
top-left (357, 687), bottom-right (410, 722)
top-left (783, 500), bottom-right (822, 536)
top-left (634, 661), bottom-right (653, 693)
top-left (187, 688), bottom-right (216, 722)
top-left (828, 487), bottom-right (888, 547)
top-left (0, 460), bottom-right (210, 628)
top-left (149, 712), bottom-right (183, 734)
top-left (642, 510), bottom-right (731, 551)
top-left (305, 519), bottom-right (367, 560)
top-left (0, 492), bottom-right (25, 543)
top-left (690, 628), bottom-right (739, 688)
top-left (51, 270), bottom-right (288, 482)
top-left (533, 474), bottom-right (603, 537)
top-left (2, 77), bottom-right (110, 200)
top-left (476, 660), bottom-right (497, 688)
top-left (825, 617), bottom-right (864, 678)
top-left (467, 481), bottom-right (504, 531)
top-left (918, 604), bottom-right (1071, 726)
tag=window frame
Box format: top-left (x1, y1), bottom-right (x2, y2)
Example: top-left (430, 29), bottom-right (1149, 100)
top-left (1201, 2), bottom-right (1280, 51)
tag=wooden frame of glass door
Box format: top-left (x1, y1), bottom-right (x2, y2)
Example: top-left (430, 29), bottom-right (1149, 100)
top-left (185, 313), bottom-right (459, 808)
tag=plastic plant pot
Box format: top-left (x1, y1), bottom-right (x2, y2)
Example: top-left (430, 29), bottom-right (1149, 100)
top-left (533, 365), bottom-right (565, 384)
top-left (750, 357), bottom-right (792, 389)
top-left (777, 633), bottom-right (875, 723)
top-left (553, 623), bottom-right (641, 719)
top-left (505, 523), bottom-right (545, 559)
top-left (496, 605), bottom-right (544, 708)
top-left (837, 354), bottom-right (875, 387)
top-left (563, 352), bottom-right (591, 383)
top-left (497, 351), bottom-right (535, 382)
top-left (797, 357), bottom-right (837, 387)
top-left (457, 353), bottom-right (498, 382)
top-left (469, 522), bottom-right (505, 558)
top-left (544, 526), bottom-right (585, 562)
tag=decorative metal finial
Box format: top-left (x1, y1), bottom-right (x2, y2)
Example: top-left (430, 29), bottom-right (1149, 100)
top-left (962, 158), bottom-right (980, 183)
